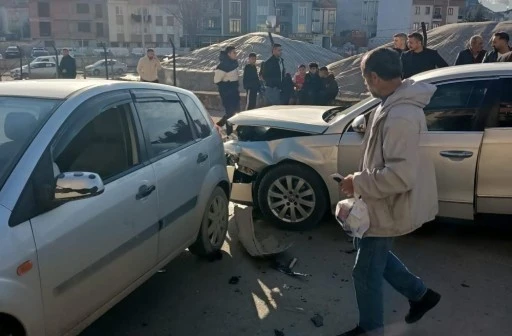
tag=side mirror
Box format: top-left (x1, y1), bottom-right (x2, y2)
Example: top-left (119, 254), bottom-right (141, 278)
top-left (54, 172), bottom-right (105, 201)
top-left (351, 115), bottom-right (367, 133)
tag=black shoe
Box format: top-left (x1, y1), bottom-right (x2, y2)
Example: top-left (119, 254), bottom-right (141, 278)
top-left (337, 326), bottom-right (367, 336)
top-left (405, 289), bottom-right (441, 324)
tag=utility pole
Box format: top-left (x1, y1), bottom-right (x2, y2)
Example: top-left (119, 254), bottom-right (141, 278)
top-left (141, 0), bottom-right (146, 51)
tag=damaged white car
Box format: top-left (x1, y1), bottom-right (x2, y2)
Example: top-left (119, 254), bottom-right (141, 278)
top-left (225, 64), bottom-right (512, 230)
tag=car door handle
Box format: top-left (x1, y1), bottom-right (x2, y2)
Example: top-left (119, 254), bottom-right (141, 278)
top-left (197, 153), bottom-right (209, 164)
top-left (439, 150), bottom-right (474, 159)
top-left (136, 185), bottom-right (156, 200)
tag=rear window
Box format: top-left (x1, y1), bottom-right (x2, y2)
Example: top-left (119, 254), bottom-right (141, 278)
top-left (0, 97), bottom-right (61, 187)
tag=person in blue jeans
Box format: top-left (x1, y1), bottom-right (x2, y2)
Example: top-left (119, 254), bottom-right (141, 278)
top-left (338, 48), bottom-right (441, 336)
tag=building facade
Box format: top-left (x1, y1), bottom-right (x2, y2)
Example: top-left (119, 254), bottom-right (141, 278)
top-left (335, 0), bottom-right (378, 38)
top-left (29, 0), bottom-right (109, 47)
top-left (411, 0), bottom-right (465, 31)
top-left (312, 0), bottom-right (336, 35)
top-left (248, 0), bottom-right (315, 35)
top-left (106, 0), bottom-right (182, 48)
top-left (1, 0), bottom-right (30, 40)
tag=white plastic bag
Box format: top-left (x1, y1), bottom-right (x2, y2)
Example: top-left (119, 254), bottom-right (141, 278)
top-left (335, 194), bottom-right (370, 238)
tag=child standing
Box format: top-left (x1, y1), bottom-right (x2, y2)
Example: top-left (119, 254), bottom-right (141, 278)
top-left (294, 64), bottom-right (306, 104)
top-left (243, 52), bottom-right (261, 110)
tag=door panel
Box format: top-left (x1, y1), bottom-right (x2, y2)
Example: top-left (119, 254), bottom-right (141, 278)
top-left (423, 132), bottom-right (482, 219)
top-left (477, 77), bottom-right (512, 214)
top-left (132, 90), bottom-right (209, 261)
top-left (31, 95), bottom-right (159, 335)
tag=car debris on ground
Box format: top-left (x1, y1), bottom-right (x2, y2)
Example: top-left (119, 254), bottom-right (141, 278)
top-left (311, 313), bottom-right (324, 327)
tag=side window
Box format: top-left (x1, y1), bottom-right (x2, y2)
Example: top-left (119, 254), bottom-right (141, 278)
top-left (135, 99), bottom-right (195, 158)
top-left (424, 80), bottom-right (490, 131)
top-left (53, 103), bottom-right (140, 182)
top-left (497, 78), bottom-right (512, 128)
top-left (178, 93), bottom-right (211, 138)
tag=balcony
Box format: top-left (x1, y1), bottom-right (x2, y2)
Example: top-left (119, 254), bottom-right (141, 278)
top-left (131, 14), bottom-right (152, 23)
top-left (432, 13), bottom-right (442, 21)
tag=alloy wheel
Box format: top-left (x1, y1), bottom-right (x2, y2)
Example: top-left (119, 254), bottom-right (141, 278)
top-left (207, 195), bottom-right (228, 247)
top-left (267, 175), bottom-right (316, 223)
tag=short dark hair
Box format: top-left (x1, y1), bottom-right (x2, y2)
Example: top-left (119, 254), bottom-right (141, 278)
top-left (248, 52), bottom-right (257, 58)
top-left (393, 33), bottom-right (407, 40)
top-left (408, 32), bottom-right (424, 45)
top-left (298, 64), bottom-right (306, 68)
top-left (319, 66), bottom-right (328, 71)
top-left (147, 48), bottom-right (154, 52)
top-left (361, 48), bottom-right (402, 81)
top-left (273, 43), bottom-right (282, 49)
top-left (494, 31), bottom-right (510, 42)
top-left (225, 45), bottom-right (236, 53)
top-left (309, 62), bottom-right (318, 69)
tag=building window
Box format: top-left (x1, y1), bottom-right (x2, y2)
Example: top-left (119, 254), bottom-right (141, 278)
top-left (116, 15), bottom-right (124, 25)
top-left (96, 23), bottom-right (104, 37)
top-left (425, 7), bottom-right (431, 15)
top-left (76, 3), bottom-right (89, 14)
top-left (38, 2), bottom-right (50, 17)
top-left (434, 7), bottom-right (441, 16)
top-left (276, 8), bottom-right (287, 16)
top-left (299, 7), bottom-right (306, 17)
top-left (156, 16), bottom-right (163, 26)
top-left (39, 22), bottom-right (51, 36)
top-left (328, 11), bottom-right (336, 22)
top-left (448, 7), bottom-right (454, 15)
top-left (257, 6), bottom-right (268, 16)
top-left (156, 34), bottom-right (164, 42)
top-left (229, 19), bottom-right (241, 33)
top-left (413, 22), bottom-right (420, 30)
top-left (425, 23), bottom-right (430, 30)
top-left (297, 23), bottom-right (306, 33)
top-left (433, 23), bottom-right (440, 28)
top-left (116, 25), bottom-right (124, 34)
top-left (115, 6), bottom-right (123, 15)
top-left (415, 6), bottom-right (420, 15)
top-left (279, 23), bottom-right (287, 34)
top-left (167, 16), bottom-right (175, 26)
top-left (78, 22), bottom-right (91, 33)
top-left (230, 1), bottom-right (241, 16)
top-left (206, 18), bottom-right (218, 29)
top-left (95, 4), bottom-right (103, 18)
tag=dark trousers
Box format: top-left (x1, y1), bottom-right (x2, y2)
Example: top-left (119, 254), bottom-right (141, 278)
top-left (246, 89), bottom-right (258, 110)
top-left (217, 93), bottom-right (240, 135)
top-left (142, 79), bottom-right (159, 83)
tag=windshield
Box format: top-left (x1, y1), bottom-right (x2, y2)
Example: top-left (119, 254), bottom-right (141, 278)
top-left (327, 97), bottom-right (377, 124)
top-left (0, 97), bottom-right (61, 187)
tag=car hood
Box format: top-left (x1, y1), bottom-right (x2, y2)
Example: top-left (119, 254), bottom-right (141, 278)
top-left (228, 105), bottom-right (336, 134)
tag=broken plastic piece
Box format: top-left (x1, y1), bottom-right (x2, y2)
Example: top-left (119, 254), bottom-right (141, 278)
top-left (272, 260), bottom-right (310, 278)
top-left (234, 205), bottom-right (292, 257)
top-left (311, 313), bottom-right (324, 327)
top-left (288, 257), bottom-right (298, 269)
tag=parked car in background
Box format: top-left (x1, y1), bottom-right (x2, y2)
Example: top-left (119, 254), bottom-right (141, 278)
top-left (32, 55), bottom-right (63, 65)
top-left (226, 63), bottom-right (512, 230)
top-left (4, 46), bottom-right (20, 59)
top-left (0, 80), bottom-right (229, 336)
top-left (10, 61), bottom-right (57, 80)
top-left (85, 59), bottom-right (128, 77)
top-left (31, 48), bottom-right (50, 58)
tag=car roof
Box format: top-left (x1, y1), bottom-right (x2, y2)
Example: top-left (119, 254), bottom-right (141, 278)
top-left (0, 79), bottom-right (191, 99)
top-left (412, 63), bottom-right (512, 82)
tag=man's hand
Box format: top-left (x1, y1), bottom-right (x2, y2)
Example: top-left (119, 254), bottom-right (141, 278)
top-left (340, 174), bottom-right (355, 196)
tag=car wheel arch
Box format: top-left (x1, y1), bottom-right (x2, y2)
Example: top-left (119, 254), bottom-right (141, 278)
top-left (254, 159), bottom-right (331, 211)
top-left (0, 312), bottom-right (26, 336)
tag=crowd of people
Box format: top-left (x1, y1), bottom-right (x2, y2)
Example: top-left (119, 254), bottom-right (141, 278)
top-left (213, 30), bottom-right (511, 134)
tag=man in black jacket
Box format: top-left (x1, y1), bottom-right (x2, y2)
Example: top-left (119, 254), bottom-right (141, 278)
top-left (59, 48), bottom-right (77, 79)
top-left (483, 32), bottom-right (511, 63)
top-left (302, 63), bottom-right (322, 105)
top-left (318, 67), bottom-right (339, 105)
top-left (454, 35), bottom-right (486, 65)
top-left (243, 52), bottom-right (260, 110)
top-left (261, 44), bottom-right (285, 106)
top-left (401, 32), bottom-right (448, 79)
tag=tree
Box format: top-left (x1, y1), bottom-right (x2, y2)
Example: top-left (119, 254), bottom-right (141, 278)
top-left (167, 0), bottom-right (203, 48)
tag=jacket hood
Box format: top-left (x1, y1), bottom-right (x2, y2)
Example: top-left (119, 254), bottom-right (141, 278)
top-left (217, 51), bottom-right (239, 72)
top-left (382, 79), bottom-right (436, 112)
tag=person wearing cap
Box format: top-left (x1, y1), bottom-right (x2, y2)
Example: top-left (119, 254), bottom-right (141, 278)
top-left (483, 32), bottom-right (511, 63)
top-left (243, 52), bottom-right (260, 110)
top-left (58, 48), bottom-right (77, 79)
top-left (137, 48), bottom-right (162, 83)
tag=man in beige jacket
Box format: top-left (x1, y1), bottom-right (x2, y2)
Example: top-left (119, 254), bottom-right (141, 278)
top-left (137, 48), bottom-right (162, 83)
top-left (338, 48), bottom-right (440, 336)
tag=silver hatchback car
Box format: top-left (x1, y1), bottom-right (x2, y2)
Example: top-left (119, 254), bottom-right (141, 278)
top-left (0, 80), bottom-right (229, 335)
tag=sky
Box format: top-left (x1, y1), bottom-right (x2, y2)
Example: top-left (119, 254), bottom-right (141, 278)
top-left (480, 0), bottom-right (511, 11)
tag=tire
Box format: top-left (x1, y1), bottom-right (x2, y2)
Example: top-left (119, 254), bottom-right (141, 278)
top-left (93, 69), bottom-right (100, 76)
top-left (0, 316), bottom-right (24, 336)
top-left (116, 68), bottom-right (124, 75)
top-left (189, 186), bottom-right (229, 257)
top-left (21, 74), bottom-right (29, 80)
top-left (258, 163), bottom-right (328, 231)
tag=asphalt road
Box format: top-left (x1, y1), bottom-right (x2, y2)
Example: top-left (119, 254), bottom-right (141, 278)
top-left (80, 204), bottom-right (512, 336)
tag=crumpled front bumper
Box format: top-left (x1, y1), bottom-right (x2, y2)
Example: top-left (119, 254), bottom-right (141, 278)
top-left (228, 165), bottom-right (254, 205)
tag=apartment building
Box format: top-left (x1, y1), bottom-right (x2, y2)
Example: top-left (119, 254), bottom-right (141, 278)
top-left (106, 0), bottom-right (182, 48)
top-left (312, 0), bottom-right (336, 35)
top-left (1, 0), bottom-right (30, 40)
top-left (29, 0), bottom-right (109, 47)
top-left (411, 0), bottom-right (465, 31)
top-left (194, 0), bottom-right (249, 46)
top-left (336, 0), bottom-right (379, 38)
